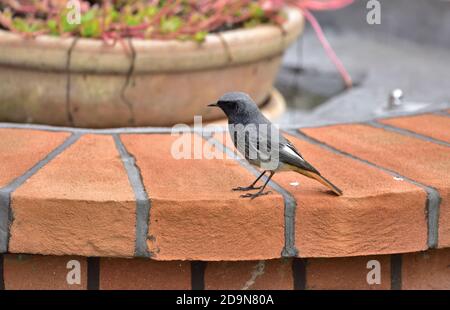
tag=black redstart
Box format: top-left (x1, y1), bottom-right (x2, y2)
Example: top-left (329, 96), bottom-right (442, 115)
top-left (208, 92), bottom-right (343, 199)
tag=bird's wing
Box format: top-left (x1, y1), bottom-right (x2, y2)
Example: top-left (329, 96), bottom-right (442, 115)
top-left (244, 128), bottom-right (272, 162)
top-left (231, 124), bottom-right (273, 162)
top-left (279, 138), bottom-right (320, 174)
top-left (231, 123), bottom-right (319, 173)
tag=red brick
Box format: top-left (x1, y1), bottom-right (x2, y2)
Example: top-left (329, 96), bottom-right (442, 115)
top-left (379, 114), bottom-right (450, 143)
top-left (0, 129), bottom-right (70, 187)
top-left (306, 255), bottom-right (391, 290)
top-left (9, 134), bottom-right (136, 257)
top-left (278, 134), bottom-right (426, 257)
top-left (302, 124), bottom-right (450, 248)
top-left (205, 259), bottom-right (293, 290)
top-left (402, 248), bottom-right (450, 289)
top-left (100, 258), bottom-right (190, 290)
top-left (121, 134), bottom-right (285, 261)
top-left (4, 254), bottom-right (87, 290)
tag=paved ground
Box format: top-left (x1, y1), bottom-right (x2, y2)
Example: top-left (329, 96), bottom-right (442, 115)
top-left (275, 0), bottom-right (450, 126)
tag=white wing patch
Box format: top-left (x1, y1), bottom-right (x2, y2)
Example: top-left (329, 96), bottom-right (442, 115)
top-left (282, 144), bottom-right (305, 162)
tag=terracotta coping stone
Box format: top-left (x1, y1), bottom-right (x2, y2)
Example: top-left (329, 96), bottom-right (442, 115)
top-left (301, 123), bottom-right (449, 249)
top-left (0, 110), bottom-right (448, 260)
top-left (378, 114), bottom-right (450, 144)
top-left (9, 134), bottom-right (137, 257)
top-left (213, 131), bottom-right (427, 258)
top-left (120, 134), bottom-right (285, 261)
top-left (0, 129), bottom-right (73, 253)
top-left (278, 133), bottom-right (427, 257)
top-left (0, 129), bottom-right (71, 188)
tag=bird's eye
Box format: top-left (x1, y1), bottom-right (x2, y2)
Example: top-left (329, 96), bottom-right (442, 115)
top-left (233, 101), bottom-right (240, 112)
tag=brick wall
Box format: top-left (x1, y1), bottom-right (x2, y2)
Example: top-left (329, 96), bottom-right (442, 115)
top-left (1, 249), bottom-right (449, 290)
top-left (0, 112), bottom-right (449, 290)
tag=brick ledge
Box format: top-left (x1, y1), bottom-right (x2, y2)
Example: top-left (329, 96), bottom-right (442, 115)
top-left (0, 111), bottom-right (449, 260)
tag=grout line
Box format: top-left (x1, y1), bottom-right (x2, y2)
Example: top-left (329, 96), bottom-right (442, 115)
top-left (433, 110), bottom-right (450, 117)
top-left (368, 121), bottom-right (450, 148)
top-left (113, 134), bottom-right (152, 258)
top-left (191, 261), bottom-right (207, 290)
top-left (289, 130), bottom-right (441, 249)
top-left (292, 258), bottom-right (307, 290)
top-left (200, 133), bottom-right (299, 257)
top-left (1, 132), bottom-right (82, 192)
top-left (87, 257), bottom-right (100, 290)
top-left (0, 254), bottom-right (4, 290)
top-left (390, 254), bottom-right (402, 290)
top-left (0, 133), bottom-right (81, 253)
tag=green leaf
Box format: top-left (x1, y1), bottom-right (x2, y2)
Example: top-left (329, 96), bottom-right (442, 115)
top-left (47, 19), bottom-right (58, 35)
top-left (81, 9), bottom-right (96, 24)
top-left (110, 9), bottom-right (120, 22)
top-left (12, 18), bottom-right (38, 33)
top-left (81, 18), bottom-right (101, 38)
top-left (145, 6), bottom-right (158, 17)
top-left (125, 14), bottom-right (141, 26)
top-left (194, 31), bottom-right (207, 43)
top-left (249, 3), bottom-right (265, 19)
top-left (61, 12), bottom-right (78, 33)
top-left (160, 16), bottom-right (182, 33)
top-left (12, 18), bottom-right (26, 32)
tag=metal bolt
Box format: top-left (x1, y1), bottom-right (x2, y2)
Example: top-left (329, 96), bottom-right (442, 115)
top-left (388, 89), bottom-right (404, 109)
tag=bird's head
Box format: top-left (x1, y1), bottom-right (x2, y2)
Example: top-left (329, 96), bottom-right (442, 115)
top-left (208, 92), bottom-right (259, 121)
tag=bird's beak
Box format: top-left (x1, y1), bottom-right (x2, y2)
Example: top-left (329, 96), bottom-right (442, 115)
top-left (208, 103), bottom-right (218, 107)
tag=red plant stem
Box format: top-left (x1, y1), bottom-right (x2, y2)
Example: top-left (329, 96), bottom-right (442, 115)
top-left (300, 7), bottom-right (352, 88)
top-left (297, 0), bottom-right (354, 10)
top-left (5, 0), bottom-right (37, 14)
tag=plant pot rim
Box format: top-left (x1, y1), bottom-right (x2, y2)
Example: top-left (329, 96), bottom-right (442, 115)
top-left (0, 7), bottom-right (304, 74)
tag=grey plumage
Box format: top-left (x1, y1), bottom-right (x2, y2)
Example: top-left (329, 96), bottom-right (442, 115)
top-left (209, 92), bottom-right (343, 199)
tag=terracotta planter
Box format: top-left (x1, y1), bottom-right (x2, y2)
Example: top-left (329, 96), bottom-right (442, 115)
top-left (0, 8), bottom-right (304, 128)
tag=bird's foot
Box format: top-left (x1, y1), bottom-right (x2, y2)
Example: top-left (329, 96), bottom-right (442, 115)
top-left (232, 185), bottom-right (262, 192)
top-left (240, 191), bottom-right (272, 200)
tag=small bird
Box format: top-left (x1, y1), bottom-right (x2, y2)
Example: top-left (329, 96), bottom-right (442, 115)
top-left (208, 92), bottom-right (343, 199)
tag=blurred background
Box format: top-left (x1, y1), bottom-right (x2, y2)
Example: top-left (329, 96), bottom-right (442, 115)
top-left (0, 0), bottom-right (449, 128)
top-left (276, 0), bottom-right (450, 127)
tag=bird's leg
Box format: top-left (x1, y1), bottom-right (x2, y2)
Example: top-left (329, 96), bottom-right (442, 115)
top-left (232, 170), bottom-right (267, 191)
top-left (240, 171), bottom-right (275, 199)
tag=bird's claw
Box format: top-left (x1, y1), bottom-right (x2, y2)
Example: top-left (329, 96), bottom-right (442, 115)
top-left (232, 186), bottom-right (262, 192)
top-left (240, 191), bottom-right (272, 199)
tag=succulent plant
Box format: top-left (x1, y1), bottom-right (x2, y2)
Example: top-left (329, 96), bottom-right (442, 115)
top-left (0, 0), bottom-right (285, 42)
